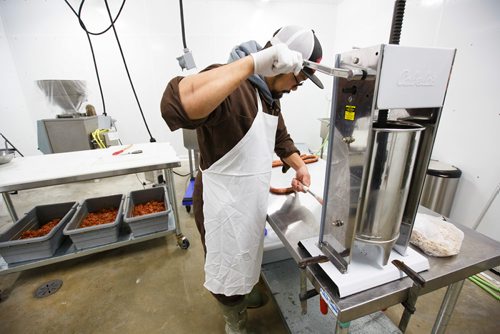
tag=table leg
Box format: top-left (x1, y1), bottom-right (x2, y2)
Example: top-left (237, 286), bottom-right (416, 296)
top-left (300, 269), bottom-right (308, 314)
top-left (163, 169), bottom-right (189, 249)
top-left (431, 279), bottom-right (465, 334)
top-left (2, 192), bottom-right (18, 222)
top-left (335, 320), bottom-right (350, 333)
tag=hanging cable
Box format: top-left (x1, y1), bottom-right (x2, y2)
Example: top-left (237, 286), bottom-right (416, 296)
top-left (65, 0), bottom-right (156, 142)
top-left (77, 0), bottom-right (127, 36)
top-left (0, 132), bottom-right (24, 157)
top-left (176, 0), bottom-right (196, 70)
top-left (173, 170), bottom-right (191, 177)
top-left (64, 0), bottom-right (107, 116)
top-left (103, 0), bottom-right (156, 142)
top-left (179, 0), bottom-right (187, 49)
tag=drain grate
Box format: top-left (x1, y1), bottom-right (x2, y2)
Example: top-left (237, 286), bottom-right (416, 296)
top-left (34, 279), bottom-right (63, 298)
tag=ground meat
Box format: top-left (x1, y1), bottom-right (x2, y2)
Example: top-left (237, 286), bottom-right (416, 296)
top-left (132, 200), bottom-right (165, 217)
top-left (19, 218), bottom-right (61, 239)
top-left (79, 208), bottom-right (118, 228)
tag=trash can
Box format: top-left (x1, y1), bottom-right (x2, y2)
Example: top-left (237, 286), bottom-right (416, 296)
top-left (420, 160), bottom-right (462, 217)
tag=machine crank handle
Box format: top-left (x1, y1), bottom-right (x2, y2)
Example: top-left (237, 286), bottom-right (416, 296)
top-left (299, 288), bottom-right (319, 302)
top-left (303, 59), bottom-right (375, 81)
top-left (298, 255), bottom-right (329, 269)
top-left (392, 259), bottom-right (426, 332)
top-left (392, 259), bottom-right (426, 287)
top-left (297, 253), bottom-right (329, 314)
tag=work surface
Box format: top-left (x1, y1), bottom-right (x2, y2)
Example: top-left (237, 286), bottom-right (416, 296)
top-left (266, 159), bottom-right (500, 323)
top-left (0, 142), bottom-right (181, 192)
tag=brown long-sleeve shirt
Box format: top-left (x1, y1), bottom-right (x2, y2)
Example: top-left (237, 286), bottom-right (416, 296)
top-left (160, 64), bottom-right (299, 251)
top-left (160, 65), bottom-right (299, 169)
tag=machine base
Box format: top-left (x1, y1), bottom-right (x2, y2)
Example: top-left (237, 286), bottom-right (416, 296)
top-left (300, 237), bottom-right (429, 298)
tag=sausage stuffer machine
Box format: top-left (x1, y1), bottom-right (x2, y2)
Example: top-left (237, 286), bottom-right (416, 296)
top-left (302, 44), bottom-right (456, 276)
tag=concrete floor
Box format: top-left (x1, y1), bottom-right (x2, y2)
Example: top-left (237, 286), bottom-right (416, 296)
top-left (0, 163), bottom-right (498, 333)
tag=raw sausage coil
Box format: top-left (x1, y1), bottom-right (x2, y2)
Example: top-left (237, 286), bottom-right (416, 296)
top-left (271, 154), bottom-right (318, 168)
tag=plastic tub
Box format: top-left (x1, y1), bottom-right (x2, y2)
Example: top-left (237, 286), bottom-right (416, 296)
top-left (124, 187), bottom-right (171, 237)
top-left (64, 194), bottom-right (124, 250)
top-left (0, 202), bottom-right (77, 264)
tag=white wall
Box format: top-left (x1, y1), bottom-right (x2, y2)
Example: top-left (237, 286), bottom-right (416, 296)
top-left (1, 0), bottom-right (499, 240)
top-left (0, 14), bottom-right (34, 154)
top-left (0, 0), bottom-right (337, 158)
top-left (333, 0), bottom-right (500, 241)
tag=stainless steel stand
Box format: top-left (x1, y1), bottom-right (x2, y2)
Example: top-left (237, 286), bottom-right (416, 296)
top-left (164, 168), bottom-right (189, 249)
top-left (1, 193), bottom-right (18, 222)
top-left (431, 280), bottom-right (465, 334)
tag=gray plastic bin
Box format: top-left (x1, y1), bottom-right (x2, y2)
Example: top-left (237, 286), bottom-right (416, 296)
top-left (64, 194), bottom-right (124, 250)
top-left (420, 160), bottom-right (462, 217)
top-left (0, 202), bottom-right (77, 264)
top-left (124, 187), bottom-right (171, 237)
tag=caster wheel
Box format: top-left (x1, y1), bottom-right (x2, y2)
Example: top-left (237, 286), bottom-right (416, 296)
top-left (178, 236), bottom-right (190, 249)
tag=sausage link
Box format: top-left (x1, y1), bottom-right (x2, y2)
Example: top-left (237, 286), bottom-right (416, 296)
top-left (269, 186), bottom-right (295, 195)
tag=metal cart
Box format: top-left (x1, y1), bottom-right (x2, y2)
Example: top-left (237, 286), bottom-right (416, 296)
top-left (0, 142), bottom-right (189, 276)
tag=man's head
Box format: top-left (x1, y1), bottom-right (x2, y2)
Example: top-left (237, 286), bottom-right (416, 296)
top-left (264, 25), bottom-right (324, 99)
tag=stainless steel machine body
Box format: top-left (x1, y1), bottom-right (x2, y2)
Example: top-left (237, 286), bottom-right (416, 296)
top-left (318, 44), bottom-right (456, 272)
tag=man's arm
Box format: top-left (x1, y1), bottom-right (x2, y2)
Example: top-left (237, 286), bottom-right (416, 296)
top-left (178, 43), bottom-right (303, 120)
top-left (179, 57), bottom-right (254, 120)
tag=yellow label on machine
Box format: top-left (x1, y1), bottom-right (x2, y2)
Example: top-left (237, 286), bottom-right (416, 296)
top-left (344, 105), bottom-right (356, 121)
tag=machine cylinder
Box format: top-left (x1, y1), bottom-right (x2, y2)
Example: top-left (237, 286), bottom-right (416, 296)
top-left (355, 120), bottom-right (424, 265)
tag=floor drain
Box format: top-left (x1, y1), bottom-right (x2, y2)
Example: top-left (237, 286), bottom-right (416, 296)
top-left (34, 279), bottom-right (63, 298)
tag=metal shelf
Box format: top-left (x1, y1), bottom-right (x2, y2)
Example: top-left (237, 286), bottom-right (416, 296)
top-left (0, 142), bottom-right (189, 276)
top-left (0, 211), bottom-right (176, 275)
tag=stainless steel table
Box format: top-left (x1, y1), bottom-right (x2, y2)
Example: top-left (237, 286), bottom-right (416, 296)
top-left (266, 159), bottom-right (500, 333)
top-left (0, 142), bottom-right (189, 275)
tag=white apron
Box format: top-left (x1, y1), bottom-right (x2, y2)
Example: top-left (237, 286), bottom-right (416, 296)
top-left (202, 92), bottom-right (278, 296)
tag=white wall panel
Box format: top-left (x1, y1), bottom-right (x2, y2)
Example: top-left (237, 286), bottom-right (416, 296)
top-left (0, 0), bottom-right (337, 157)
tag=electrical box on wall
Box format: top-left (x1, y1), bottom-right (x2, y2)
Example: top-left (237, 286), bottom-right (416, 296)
top-left (177, 48), bottom-right (196, 70)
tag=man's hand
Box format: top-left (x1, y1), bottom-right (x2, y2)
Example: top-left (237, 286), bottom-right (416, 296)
top-left (251, 43), bottom-right (303, 77)
top-left (291, 165), bottom-right (311, 193)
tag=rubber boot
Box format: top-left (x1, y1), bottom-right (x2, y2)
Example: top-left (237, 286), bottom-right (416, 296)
top-left (245, 285), bottom-right (265, 309)
top-left (219, 299), bottom-right (248, 334)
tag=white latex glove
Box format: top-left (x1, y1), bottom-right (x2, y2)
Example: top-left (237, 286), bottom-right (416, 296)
top-left (251, 43), bottom-right (303, 77)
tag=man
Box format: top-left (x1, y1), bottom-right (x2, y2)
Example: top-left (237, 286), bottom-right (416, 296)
top-left (161, 25), bottom-right (324, 333)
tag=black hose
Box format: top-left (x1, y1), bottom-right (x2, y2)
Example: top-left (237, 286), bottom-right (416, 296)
top-left (0, 132), bottom-right (24, 157)
top-left (389, 0), bottom-right (406, 45)
top-left (66, 0), bottom-right (156, 142)
top-left (77, 0), bottom-right (127, 36)
top-left (179, 0), bottom-right (187, 49)
top-left (85, 32), bottom-right (107, 116)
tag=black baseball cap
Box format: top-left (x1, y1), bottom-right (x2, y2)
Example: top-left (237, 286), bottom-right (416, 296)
top-left (270, 25), bottom-right (324, 89)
